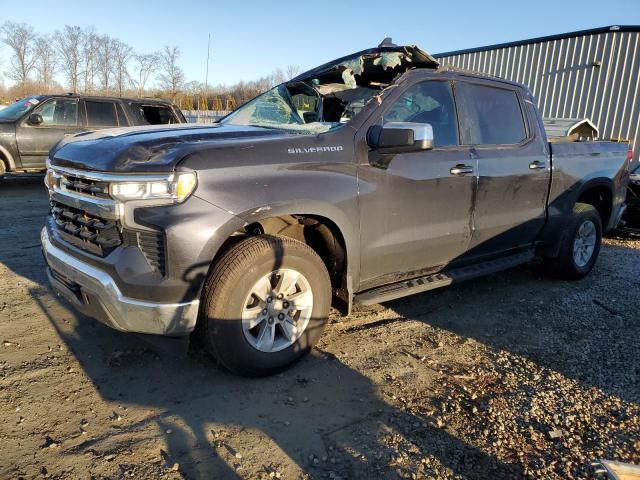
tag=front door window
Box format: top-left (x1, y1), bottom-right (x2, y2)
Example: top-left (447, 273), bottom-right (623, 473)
top-left (33, 99), bottom-right (78, 127)
top-left (383, 81), bottom-right (459, 147)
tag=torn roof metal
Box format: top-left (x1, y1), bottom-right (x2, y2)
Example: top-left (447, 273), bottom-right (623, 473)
top-left (290, 44), bottom-right (439, 83)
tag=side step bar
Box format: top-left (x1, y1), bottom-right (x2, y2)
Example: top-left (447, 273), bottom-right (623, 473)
top-left (354, 250), bottom-right (535, 306)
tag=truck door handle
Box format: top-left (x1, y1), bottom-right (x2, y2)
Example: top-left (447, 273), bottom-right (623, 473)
top-left (529, 161), bottom-right (547, 170)
top-left (450, 164), bottom-right (474, 176)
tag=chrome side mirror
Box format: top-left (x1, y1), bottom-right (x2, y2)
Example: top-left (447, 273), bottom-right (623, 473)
top-left (367, 122), bottom-right (434, 153)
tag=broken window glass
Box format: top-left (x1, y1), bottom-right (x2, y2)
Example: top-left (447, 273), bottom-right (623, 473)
top-left (383, 81), bottom-right (459, 147)
top-left (221, 46), bottom-right (438, 135)
top-left (223, 83), bottom-right (337, 134)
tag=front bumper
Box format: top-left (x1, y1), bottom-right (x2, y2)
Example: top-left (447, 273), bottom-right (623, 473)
top-left (41, 227), bottom-right (199, 336)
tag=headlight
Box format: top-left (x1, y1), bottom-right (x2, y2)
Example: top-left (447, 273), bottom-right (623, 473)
top-left (110, 172), bottom-right (197, 203)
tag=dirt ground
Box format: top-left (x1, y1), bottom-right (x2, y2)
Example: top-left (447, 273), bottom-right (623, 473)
top-left (0, 175), bottom-right (639, 480)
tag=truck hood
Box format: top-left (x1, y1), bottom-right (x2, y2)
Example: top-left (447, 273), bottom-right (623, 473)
top-left (49, 123), bottom-right (285, 173)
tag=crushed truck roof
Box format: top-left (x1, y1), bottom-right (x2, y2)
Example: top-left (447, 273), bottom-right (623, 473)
top-left (292, 39), bottom-right (439, 87)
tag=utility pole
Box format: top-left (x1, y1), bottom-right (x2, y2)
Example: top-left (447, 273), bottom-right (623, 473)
top-left (203, 33), bottom-right (211, 111)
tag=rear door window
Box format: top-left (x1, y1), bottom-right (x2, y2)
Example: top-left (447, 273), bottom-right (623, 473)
top-left (131, 103), bottom-right (178, 125)
top-left (458, 83), bottom-right (527, 145)
top-left (85, 101), bottom-right (119, 127)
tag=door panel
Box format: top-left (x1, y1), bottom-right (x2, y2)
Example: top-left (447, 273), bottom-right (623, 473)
top-left (470, 145), bottom-right (549, 255)
top-left (16, 98), bottom-right (80, 167)
top-left (358, 149), bottom-right (476, 286)
top-left (357, 79), bottom-right (476, 288)
top-left (457, 81), bottom-right (550, 257)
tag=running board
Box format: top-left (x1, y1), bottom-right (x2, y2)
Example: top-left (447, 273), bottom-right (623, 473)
top-left (354, 250), bottom-right (535, 306)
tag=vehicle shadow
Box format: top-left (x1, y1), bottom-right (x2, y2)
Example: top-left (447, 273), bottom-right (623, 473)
top-left (31, 293), bottom-right (523, 479)
top-left (384, 249), bottom-right (640, 405)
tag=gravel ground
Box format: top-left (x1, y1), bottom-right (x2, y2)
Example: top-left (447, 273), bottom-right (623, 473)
top-left (0, 175), bottom-right (638, 480)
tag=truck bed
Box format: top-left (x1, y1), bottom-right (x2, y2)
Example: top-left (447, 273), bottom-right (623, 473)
top-left (547, 139), bottom-right (629, 232)
top-left (550, 139), bottom-right (629, 160)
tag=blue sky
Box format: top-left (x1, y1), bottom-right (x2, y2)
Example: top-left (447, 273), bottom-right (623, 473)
top-left (1, 0), bottom-right (639, 87)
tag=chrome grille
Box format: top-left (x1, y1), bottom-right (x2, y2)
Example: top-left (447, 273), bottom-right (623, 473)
top-left (47, 166), bottom-right (167, 271)
top-left (49, 200), bottom-right (122, 256)
top-left (59, 173), bottom-right (110, 198)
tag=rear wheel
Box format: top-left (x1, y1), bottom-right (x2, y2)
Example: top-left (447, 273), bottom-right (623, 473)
top-left (198, 235), bottom-right (331, 376)
top-left (544, 202), bottom-right (602, 279)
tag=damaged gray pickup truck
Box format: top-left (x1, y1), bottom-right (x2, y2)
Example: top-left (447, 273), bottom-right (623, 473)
top-left (42, 41), bottom-right (631, 376)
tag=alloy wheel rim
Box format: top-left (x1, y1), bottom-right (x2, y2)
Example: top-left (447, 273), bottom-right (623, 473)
top-left (573, 220), bottom-right (596, 267)
top-left (241, 269), bottom-right (313, 353)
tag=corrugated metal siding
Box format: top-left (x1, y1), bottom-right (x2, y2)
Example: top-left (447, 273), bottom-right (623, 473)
top-left (435, 30), bottom-right (640, 164)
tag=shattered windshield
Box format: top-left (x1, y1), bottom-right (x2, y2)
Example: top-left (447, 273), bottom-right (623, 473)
top-left (222, 83), bottom-right (339, 134)
top-left (222, 47), bottom-right (434, 135)
top-left (0, 97), bottom-right (41, 121)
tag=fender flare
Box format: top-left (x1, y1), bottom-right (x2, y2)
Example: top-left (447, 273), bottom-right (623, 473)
top-left (240, 199), bottom-right (358, 270)
top-left (574, 177), bottom-right (617, 230)
top-left (197, 199), bottom-right (360, 305)
top-left (575, 177), bottom-right (614, 200)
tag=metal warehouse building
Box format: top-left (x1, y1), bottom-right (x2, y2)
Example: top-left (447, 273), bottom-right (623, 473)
top-left (434, 25), bottom-right (640, 164)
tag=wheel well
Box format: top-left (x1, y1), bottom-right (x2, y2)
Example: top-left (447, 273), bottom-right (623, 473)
top-left (577, 186), bottom-right (612, 228)
top-left (219, 215), bottom-right (349, 313)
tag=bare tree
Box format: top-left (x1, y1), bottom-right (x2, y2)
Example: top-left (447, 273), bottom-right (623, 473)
top-left (1, 21), bottom-right (306, 103)
top-left (55, 25), bottom-right (83, 94)
top-left (158, 46), bottom-right (184, 102)
top-left (1, 21), bottom-right (37, 94)
top-left (34, 35), bottom-right (57, 92)
top-left (96, 34), bottom-right (115, 93)
top-left (181, 80), bottom-right (202, 110)
top-left (203, 66), bottom-right (301, 111)
top-left (112, 40), bottom-right (132, 96)
top-left (285, 64), bottom-right (301, 80)
top-left (132, 52), bottom-right (159, 97)
top-left (272, 68), bottom-right (286, 86)
top-left (82, 27), bottom-right (98, 93)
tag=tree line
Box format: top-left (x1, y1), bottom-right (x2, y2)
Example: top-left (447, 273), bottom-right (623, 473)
top-left (0, 21), bottom-right (301, 111)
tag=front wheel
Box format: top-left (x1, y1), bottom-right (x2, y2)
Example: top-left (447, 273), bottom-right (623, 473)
top-left (543, 202), bottom-right (602, 280)
top-left (197, 235), bottom-right (331, 376)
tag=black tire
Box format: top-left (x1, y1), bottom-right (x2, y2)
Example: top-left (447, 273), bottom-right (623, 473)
top-left (544, 202), bottom-right (602, 280)
top-left (198, 234), bottom-right (331, 376)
